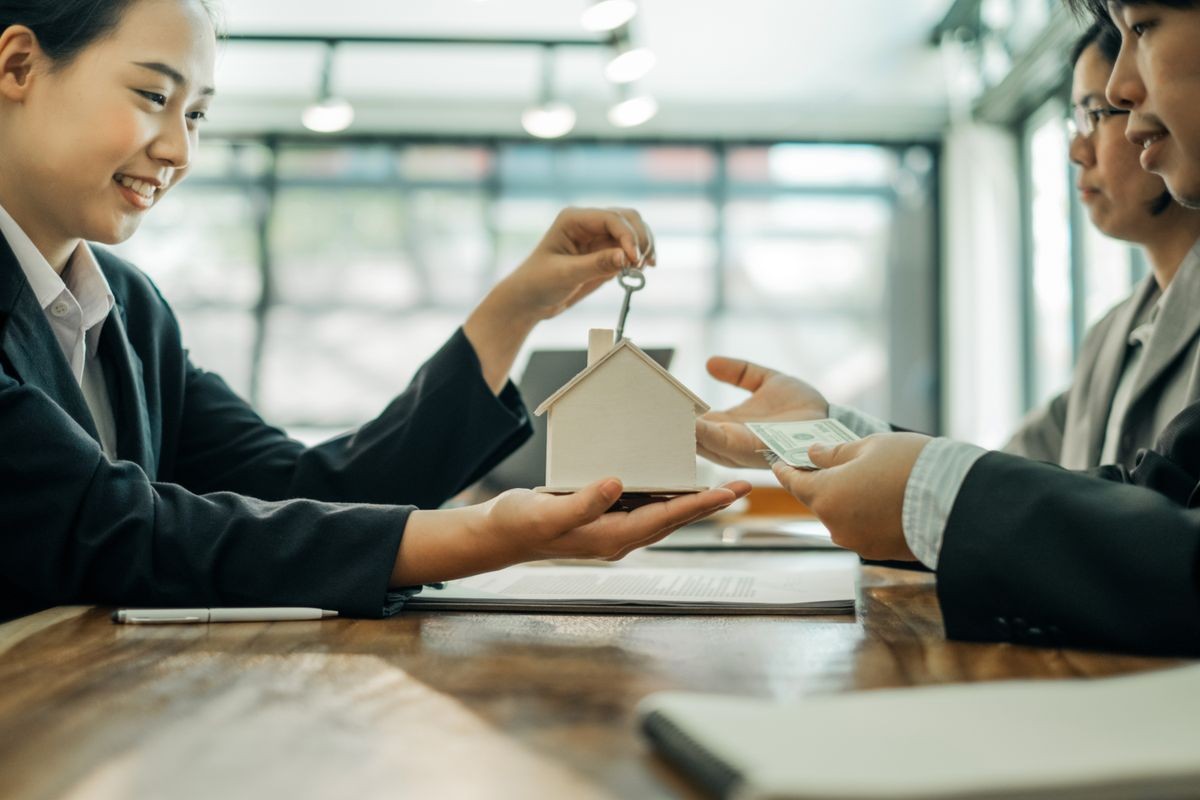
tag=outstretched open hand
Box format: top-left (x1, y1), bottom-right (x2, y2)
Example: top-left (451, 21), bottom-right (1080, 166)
top-left (482, 478), bottom-right (752, 563)
top-left (696, 357), bottom-right (831, 468)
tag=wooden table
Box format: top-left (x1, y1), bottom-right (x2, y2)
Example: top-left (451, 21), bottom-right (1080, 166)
top-left (0, 550), bottom-right (1180, 800)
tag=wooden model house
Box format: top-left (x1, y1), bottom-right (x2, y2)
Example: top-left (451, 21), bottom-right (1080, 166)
top-left (534, 329), bottom-right (710, 494)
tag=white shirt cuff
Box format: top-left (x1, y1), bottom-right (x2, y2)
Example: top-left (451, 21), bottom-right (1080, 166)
top-left (901, 438), bottom-right (988, 569)
top-left (828, 404), bottom-right (892, 437)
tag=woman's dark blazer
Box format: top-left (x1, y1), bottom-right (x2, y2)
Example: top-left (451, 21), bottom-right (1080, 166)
top-left (0, 234), bottom-right (531, 621)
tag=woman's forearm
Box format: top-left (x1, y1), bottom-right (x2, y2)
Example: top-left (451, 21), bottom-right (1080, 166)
top-left (390, 506), bottom-right (507, 586)
top-left (462, 279), bottom-right (539, 395)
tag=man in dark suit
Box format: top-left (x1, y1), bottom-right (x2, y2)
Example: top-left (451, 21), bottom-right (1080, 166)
top-left (698, 0), bottom-right (1200, 657)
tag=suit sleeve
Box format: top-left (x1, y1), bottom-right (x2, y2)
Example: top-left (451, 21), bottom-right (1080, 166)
top-left (935, 403), bottom-right (1200, 655)
top-left (0, 367), bottom-right (412, 620)
top-left (167, 328), bottom-right (532, 508)
top-left (1000, 389), bottom-right (1069, 463)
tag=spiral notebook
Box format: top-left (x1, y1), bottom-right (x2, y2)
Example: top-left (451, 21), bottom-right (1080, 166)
top-left (639, 665), bottom-right (1200, 799)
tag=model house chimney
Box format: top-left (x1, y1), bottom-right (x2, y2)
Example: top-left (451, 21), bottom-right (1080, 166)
top-left (588, 328), bottom-right (616, 366)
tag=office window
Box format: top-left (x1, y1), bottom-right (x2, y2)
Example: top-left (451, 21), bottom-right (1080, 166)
top-left (1078, 213), bottom-right (1139, 328)
top-left (1024, 99), bottom-right (1074, 407)
top-left (113, 139), bottom-right (938, 442)
top-left (111, 142), bottom-right (266, 397)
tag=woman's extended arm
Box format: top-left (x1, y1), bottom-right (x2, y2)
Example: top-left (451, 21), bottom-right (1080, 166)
top-left (392, 479), bottom-right (748, 586)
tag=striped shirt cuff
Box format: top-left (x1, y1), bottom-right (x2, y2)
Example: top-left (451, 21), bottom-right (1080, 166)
top-left (828, 404), bottom-right (892, 438)
top-left (901, 437), bottom-right (988, 569)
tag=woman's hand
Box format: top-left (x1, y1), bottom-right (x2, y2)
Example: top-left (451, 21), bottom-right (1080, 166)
top-left (391, 478), bottom-right (751, 586)
top-left (502, 206), bottom-right (656, 322)
top-left (696, 357), bottom-right (831, 468)
top-left (463, 207), bottom-right (656, 393)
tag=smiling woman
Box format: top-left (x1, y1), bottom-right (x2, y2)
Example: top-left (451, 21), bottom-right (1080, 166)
top-left (0, 0), bottom-right (218, 269)
top-left (0, 0), bottom-right (749, 621)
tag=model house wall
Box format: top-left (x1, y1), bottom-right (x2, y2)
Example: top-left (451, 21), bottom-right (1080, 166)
top-left (537, 331), bottom-right (709, 492)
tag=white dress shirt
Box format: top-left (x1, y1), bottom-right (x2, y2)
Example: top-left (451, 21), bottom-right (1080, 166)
top-left (0, 202), bottom-right (118, 458)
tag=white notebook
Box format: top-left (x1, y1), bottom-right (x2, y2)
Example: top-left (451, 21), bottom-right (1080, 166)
top-left (405, 565), bottom-right (855, 615)
top-left (639, 665), bottom-right (1200, 799)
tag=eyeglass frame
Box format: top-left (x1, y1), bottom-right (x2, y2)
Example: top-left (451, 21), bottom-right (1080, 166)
top-left (1066, 103), bottom-right (1131, 139)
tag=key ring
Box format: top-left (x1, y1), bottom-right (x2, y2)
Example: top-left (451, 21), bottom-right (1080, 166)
top-left (615, 266), bottom-right (645, 341)
top-left (618, 266), bottom-right (646, 292)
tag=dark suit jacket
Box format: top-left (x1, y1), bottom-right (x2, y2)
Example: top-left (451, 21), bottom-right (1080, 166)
top-left (0, 234), bottom-right (531, 621)
top-left (937, 402), bottom-right (1200, 656)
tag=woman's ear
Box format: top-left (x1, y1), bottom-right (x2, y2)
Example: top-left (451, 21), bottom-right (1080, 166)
top-left (0, 26), bottom-right (41, 103)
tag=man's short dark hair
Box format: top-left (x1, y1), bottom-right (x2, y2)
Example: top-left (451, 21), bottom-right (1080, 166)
top-left (1065, 0), bottom-right (1200, 23)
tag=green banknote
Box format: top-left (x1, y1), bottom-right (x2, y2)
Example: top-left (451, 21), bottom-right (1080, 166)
top-left (746, 419), bottom-right (861, 470)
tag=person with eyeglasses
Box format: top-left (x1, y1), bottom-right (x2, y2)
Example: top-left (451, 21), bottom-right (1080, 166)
top-left (699, 22), bottom-right (1200, 492)
top-left (694, 19), bottom-right (1200, 656)
top-left (1001, 21), bottom-right (1200, 471)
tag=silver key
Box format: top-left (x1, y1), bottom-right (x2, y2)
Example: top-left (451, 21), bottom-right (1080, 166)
top-left (615, 267), bottom-right (645, 341)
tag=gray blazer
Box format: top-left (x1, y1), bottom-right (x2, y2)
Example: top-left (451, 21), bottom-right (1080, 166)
top-left (1005, 239), bottom-right (1200, 470)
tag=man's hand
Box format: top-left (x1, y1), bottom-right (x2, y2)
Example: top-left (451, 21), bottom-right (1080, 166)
top-left (696, 357), bottom-right (831, 468)
top-left (768, 433), bottom-right (932, 561)
top-left (392, 479), bottom-right (752, 586)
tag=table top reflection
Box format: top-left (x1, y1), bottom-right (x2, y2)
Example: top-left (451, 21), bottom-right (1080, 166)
top-left (0, 549), bottom-right (1179, 800)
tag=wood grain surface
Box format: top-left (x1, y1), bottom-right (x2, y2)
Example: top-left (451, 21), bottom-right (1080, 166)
top-left (0, 550), bottom-right (1182, 800)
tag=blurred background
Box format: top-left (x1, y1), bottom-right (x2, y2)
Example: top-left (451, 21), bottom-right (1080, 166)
top-left (113, 0), bottom-right (1142, 463)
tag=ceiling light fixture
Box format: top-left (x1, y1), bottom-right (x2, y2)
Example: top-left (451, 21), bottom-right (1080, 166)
top-left (521, 45), bottom-right (576, 139)
top-left (604, 30), bottom-right (655, 84)
top-left (581, 0), bottom-right (638, 33)
top-left (608, 87), bottom-right (658, 128)
top-left (302, 43), bottom-right (355, 133)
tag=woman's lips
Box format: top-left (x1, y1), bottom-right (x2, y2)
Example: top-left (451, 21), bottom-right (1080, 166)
top-left (113, 176), bottom-right (155, 210)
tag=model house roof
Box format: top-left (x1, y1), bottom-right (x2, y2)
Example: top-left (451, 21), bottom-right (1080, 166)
top-left (534, 338), bottom-right (710, 417)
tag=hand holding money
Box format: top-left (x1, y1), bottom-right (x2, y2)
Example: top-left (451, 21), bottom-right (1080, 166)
top-left (764, 432), bottom-right (932, 562)
top-left (747, 419), bottom-right (861, 470)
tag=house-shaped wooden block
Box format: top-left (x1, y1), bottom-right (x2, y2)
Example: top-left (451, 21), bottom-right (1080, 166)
top-left (534, 329), bottom-right (710, 494)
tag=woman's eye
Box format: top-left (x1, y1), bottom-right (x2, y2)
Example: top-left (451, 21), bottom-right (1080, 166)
top-left (137, 90), bottom-right (168, 106)
top-left (187, 111), bottom-right (208, 123)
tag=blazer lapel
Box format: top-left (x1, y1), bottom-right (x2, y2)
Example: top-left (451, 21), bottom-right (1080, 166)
top-left (98, 295), bottom-right (157, 477)
top-left (1125, 245), bottom-right (1200, 416)
top-left (1082, 275), bottom-right (1157, 465)
top-left (0, 234), bottom-right (101, 442)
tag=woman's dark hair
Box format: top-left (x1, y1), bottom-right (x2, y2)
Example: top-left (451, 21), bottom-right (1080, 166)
top-left (1070, 22), bottom-right (1122, 67)
top-left (0, 0), bottom-right (217, 69)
